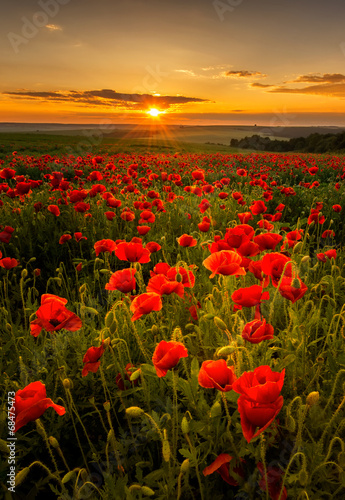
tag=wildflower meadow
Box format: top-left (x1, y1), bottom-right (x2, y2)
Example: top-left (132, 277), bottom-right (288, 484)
top-left (1, 149), bottom-right (345, 499)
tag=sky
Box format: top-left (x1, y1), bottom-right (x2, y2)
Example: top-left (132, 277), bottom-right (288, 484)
top-left (1, 0), bottom-right (345, 126)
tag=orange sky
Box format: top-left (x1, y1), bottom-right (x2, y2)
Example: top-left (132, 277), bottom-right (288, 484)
top-left (2, 0), bottom-right (345, 126)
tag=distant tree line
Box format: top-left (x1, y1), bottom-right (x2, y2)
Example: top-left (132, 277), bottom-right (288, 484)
top-left (230, 131), bottom-right (345, 153)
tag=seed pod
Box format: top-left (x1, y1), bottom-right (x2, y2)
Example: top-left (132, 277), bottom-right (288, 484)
top-left (306, 391), bottom-right (319, 407)
top-left (181, 416), bottom-right (189, 434)
top-left (126, 406), bottom-right (144, 418)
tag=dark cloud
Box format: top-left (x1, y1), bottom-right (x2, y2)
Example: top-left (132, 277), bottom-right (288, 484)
top-left (251, 82), bottom-right (275, 88)
top-left (268, 83), bottom-right (345, 98)
top-left (3, 89), bottom-right (209, 109)
top-left (225, 70), bottom-right (266, 78)
top-left (291, 73), bottom-right (345, 84)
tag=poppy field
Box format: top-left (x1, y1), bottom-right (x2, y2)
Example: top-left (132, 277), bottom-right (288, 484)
top-left (1, 149), bottom-right (345, 499)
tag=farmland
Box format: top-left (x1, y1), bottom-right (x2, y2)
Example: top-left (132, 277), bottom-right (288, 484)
top-left (0, 138), bottom-right (345, 499)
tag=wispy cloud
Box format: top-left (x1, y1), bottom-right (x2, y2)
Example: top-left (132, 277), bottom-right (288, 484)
top-left (45, 24), bottom-right (63, 31)
top-left (3, 89), bottom-right (209, 109)
top-left (251, 82), bottom-right (275, 88)
top-left (225, 70), bottom-right (266, 78)
top-left (290, 73), bottom-right (345, 84)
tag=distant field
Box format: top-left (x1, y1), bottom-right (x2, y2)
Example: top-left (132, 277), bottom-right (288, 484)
top-left (1, 124), bottom-right (345, 155)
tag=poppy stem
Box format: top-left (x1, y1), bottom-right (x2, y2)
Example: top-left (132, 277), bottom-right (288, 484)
top-left (35, 419), bottom-right (61, 479)
top-left (221, 392), bottom-right (238, 459)
top-left (172, 370), bottom-right (179, 458)
top-left (260, 433), bottom-right (269, 500)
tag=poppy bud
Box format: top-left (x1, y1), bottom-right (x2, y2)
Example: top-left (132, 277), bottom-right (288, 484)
top-left (63, 378), bottom-right (72, 389)
top-left (130, 369), bottom-right (141, 382)
top-left (204, 313), bottom-right (215, 320)
top-left (141, 486), bottom-right (155, 496)
top-left (214, 316), bottom-right (228, 331)
top-left (299, 469), bottom-right (308, 486)
top-left (217, 345), bottom-right (235, 357)
top-left (181, 416), bottom-right (189, 434)
top-left (180, 459), bottom-right (190, 474)
top-left (162, 431), bottom-right (170, 462)
top-left (291, 277), bottom-right (301, 288)
top-left (301, 255), bottom-right (310, 264)
top-left (103, 401), bottom-right (111, 412)
top-left (15, 468), bottom-right (30, 487)
top-left (151, 324), bottom-right (159, 335)
top-left (292, 241), bottom-right (303, 254)
top-left (210, 401), bottom-right (222, 418)
top-left (126, 406), bottom-right (144, 418)
top-left (21, 269), bottom-right (28, 279)
top-left (48, 436), bottom-right (59, 449)
top-left (306, 391), bottom-right (319, 407)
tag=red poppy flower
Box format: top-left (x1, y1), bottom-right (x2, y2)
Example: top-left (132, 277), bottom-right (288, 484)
top-left (225, 225), bottom-right (254, 248)
top-left (30, 294), bottom-right (82, 337)
top-left (150, 262), bottom-right (171, 277)
top-left (233, 365), bottom-right (285, 404)
top-left (94, 239), bottom-right (117, 256)
top-left (254, 233), bottom-right (283, 251)
top-left (139, 210), bottom-right (155, 223)
top-left (237, 212), bottom-right (253, 224)
top-left (177, 234), bottom-right (197, 247)
top-left (325, 249), bottom-right (337, 260)
top-left (152, 340), bottom-right (188, 377)
top-left (130, 292), bottom-right (162, 321)
top-left (192, 170), bottom-right (205, 181)
top-left (307, 209), bottom-right (325, 225)
top-left (317, 252), bottom-right (327, 263)
top-left (59, 234), bottom-right (72, 245)
top-left (137, 225), bottom-right (151, 235)
top-left (231, 285), bottom-right (270, 308)
top-left (236, 168), bottom-right (247, 177)
top-left (0, 226), bottom-right (14, 243)
top-left (15, 381), bottom-right (66, 432)
top-left (203, 454), bottom-right (244, 486)
top-left (104, 211), bottom-right (116, 221)
top-left (74, 201), bottom-right (90, 213)
top-left (332, 204), bottom-right (342, 212)
top-left (257, 462), bottom-right (287, 500)
top-left (198, 359), bottom-right (236, 392)
top-left (321, 230), bottom-right (335, 238)
top-left (250, 200), bottom-right (267, 215)
top-left (146, 274), bottom-right (184, 298)
top-left (76, 262), bottom-right (82, 272)
top-left (242, 318), bottom-right (274, 344)
top-left (278, 276), bottom-right (307, 303)
top-left (198, 220), bottom-right (211, 232)
top-left (248, 260), bottom-right (270, 287)
top-left (74, 232), bottom-right (87, 242)
top-left (261, 253), bottom-right (292, 287)
top-left (233, 365), bottom-right (285, 442)
top-left (82, 342), bottom-right (105, 377)
top-left (0, 167), bottom-right (16, 179)
top-left (120, 209), bottom-right (135, 221)
top-left (146, 241), bottom-right (161, 253)
top-left (0, 257), bottom-right (19, 269)
top-left (105, 268), bottom-right (136, 293)
top-left (47, 205), bottom-right (60, 216)
top-left (203, 251), bottom-right (246, 279)
top-left (166, 267), bottom-right (195, 288)
top-left (115, 242), bottom-right (151, 263)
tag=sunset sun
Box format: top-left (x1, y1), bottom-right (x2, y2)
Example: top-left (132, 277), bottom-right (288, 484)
top-left (147, 108), bottom-right (163, 117)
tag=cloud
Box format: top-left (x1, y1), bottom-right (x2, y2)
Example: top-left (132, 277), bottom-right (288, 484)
top-left (251, 82), bottom-right (275, 88)
top-left (291, 73), bottom-right (345, 84)
top-left (268, 82), bottom-right (345, 98)
top-left (3, 89), bottom-right (209, 109)
top-left (45, 24), bottom-right (63, 31)
top-left (225, 70), bottom-right (266, 78)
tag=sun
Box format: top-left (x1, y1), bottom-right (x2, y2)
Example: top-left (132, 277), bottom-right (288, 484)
top-left (146, 108), bottom-right (163, 117)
